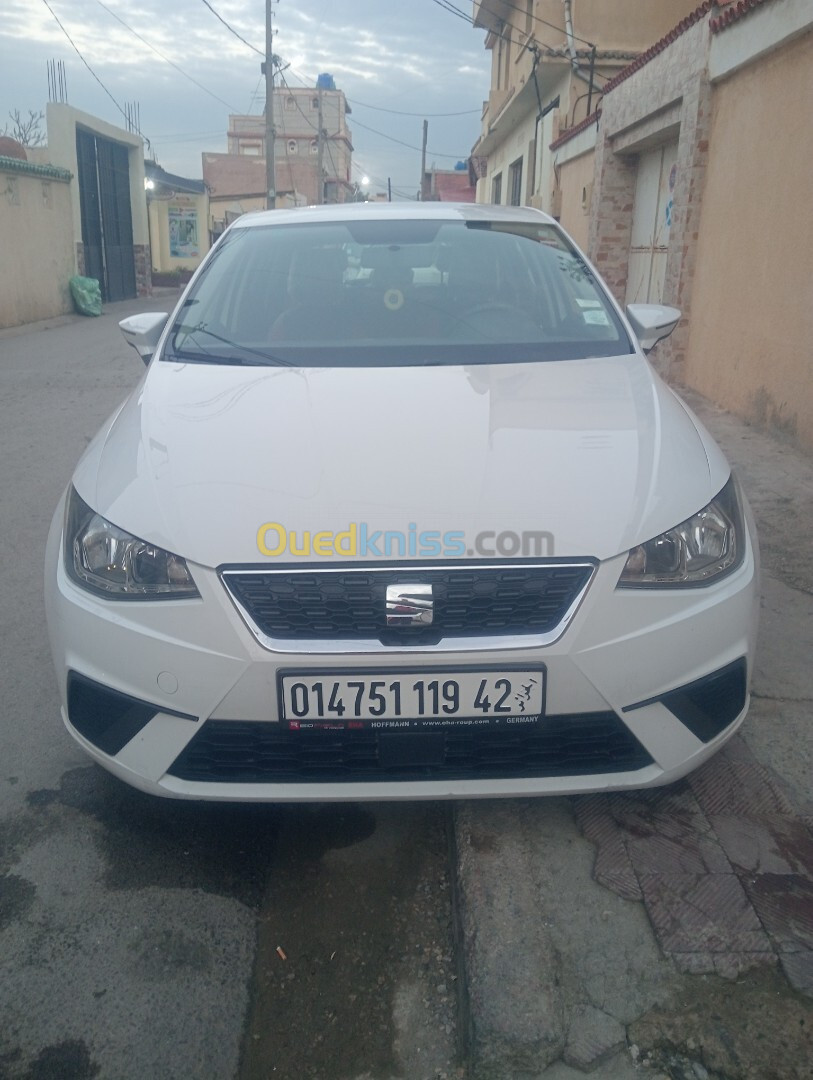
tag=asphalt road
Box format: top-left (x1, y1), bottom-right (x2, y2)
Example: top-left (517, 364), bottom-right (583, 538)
top-left (0, 298), bottom-right (811, 1080)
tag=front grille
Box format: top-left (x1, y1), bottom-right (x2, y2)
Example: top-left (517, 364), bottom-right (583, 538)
top-left (221, 562), bottom-right (594, 643)
top-left (166, 714), bottom-right (653, 783)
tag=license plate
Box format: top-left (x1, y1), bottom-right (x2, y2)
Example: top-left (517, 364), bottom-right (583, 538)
top-left (278, 669), bottom-right (545, 730)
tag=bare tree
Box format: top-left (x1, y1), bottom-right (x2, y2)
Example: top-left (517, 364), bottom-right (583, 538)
top-left (2, 109), bottom-right (46, 147)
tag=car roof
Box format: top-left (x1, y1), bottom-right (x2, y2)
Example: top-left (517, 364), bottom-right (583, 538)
top-left (230, 202), bottom-right (559, 230)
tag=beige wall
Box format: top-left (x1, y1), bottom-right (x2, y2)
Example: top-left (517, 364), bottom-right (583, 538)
top-left (476, 0), bottom-right (698, 50)
top-left (148, 193), bottom-right (210, 273)
top-left (568, 0), bottom-right (700, 52)
top-left (683, 31), bottom-right (813, 448)
top-left (208, 195), bottom-right (266, 233)
top-left (0, 164), bottom-right (75, 329)
top-left (557, 149), bottom-right (594, 251)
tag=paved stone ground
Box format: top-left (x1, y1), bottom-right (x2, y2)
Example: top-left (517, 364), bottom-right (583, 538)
top-left (456, 387), bottom-right (813, 1080)
top-left (575, 736), bottom-right (813, 992)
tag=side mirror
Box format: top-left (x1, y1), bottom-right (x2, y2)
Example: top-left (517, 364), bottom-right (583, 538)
top-left (625, 303), bottom-right (681, 353)
top-left (119, 312), bottom-right (169, 365)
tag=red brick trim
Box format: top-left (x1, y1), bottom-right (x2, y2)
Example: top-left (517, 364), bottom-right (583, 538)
top-left (710, 0), bottom-right (777, 33)
top-left (549, 109), bottom-right (601, 152)
top-left (601, 1), bottom-right (713, 95)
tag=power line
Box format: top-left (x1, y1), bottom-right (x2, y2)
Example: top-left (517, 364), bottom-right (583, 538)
top-left (151, 128), bottom-right (225, 139)
top-left (285, 66), bottom-right (469, 161)
top-left (351, 115), bottom-right (467, 160)
top-left (350, 160), bottom-right (416, 201)
top-left (277, 72), bottom-right (319, 133)
top-left (278, 59), bottom-right (471, 170)
top-left (323, 137), bottom-right (340, 195)
top-left (347, 98), bottom-right (481, 118)
top-left (247, 74), bottom-right (264, 113)
top-left (276, 72), bottom-right (329, 202)
top-left (198, 0), bottom-right (264, 56)
top-left (433, 0), bottom-right (596, 49)
top-left (432, 0), bottom-right (610, 85)
top-left (151, 130), bottom-right (225, 144)
top-left (94, 0), bottom-right (240, 112)
top-left (40, 0), bottom-right (149, 144)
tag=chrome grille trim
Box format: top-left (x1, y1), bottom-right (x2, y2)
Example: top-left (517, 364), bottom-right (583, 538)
top-left (220, 561), bottom-right (597, 654)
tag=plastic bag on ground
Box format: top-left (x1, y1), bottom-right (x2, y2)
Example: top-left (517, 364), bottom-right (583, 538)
top-left (69, 276), bottom-right (102, 317)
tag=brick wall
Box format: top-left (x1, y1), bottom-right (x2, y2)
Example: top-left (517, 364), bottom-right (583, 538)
top-left (588, 16), bottom-right (712, 379)
top-left (133, 244), bottom-right (151, 298)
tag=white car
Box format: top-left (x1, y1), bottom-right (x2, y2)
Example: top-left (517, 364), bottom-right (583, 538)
top-left (45, 203), bottom-right (759, 802)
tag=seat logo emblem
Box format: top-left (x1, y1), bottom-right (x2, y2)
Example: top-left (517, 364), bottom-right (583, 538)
top-left (386, 584), bottom-right (434, 626)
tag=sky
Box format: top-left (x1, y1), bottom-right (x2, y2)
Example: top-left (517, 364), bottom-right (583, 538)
top-left (0, 0), bottom-right (492, 200)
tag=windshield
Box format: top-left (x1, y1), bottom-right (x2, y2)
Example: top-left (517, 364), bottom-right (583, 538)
top-left (165, 218), bottom-right (632, 367)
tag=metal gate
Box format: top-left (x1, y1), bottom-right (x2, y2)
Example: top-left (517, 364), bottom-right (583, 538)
top-left (625, 142), bottom-right (678, 306)
top-left (76, 129), bottom-right (136, 302)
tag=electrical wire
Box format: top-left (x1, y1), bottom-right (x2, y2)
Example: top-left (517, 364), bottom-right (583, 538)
top-left (277, 131), bottom-right (298, 203)
top-left (283, 67), bottom-right (468, 165)
top-left (284, 64), bottom-right (484, 129)
top-left (93, 0), bottom-right (240, 112)
top-left (433, 0), bottom-right (596, 49)
top-left (198, 0), bottom-right (264, 56)
top-left (278, 72), bottom-right (352, 203)
top-left (431, 0), bottom-right (610, 82)
top-left (274, 80), bottom-right (414, 201)
top-left (350, 160), bottom-right (416, 201)
top-left (351, 116), bottom-right (466, 160)
top-left (151, 130), bottom-right (225, 143)
top-left (346, 98), bottom-right (481, 118)
top-left (246, 74), bottom-right (264, 113)
top-left (323, 137), bottom-right (341, 198)
top-left (276, 73), bottom-right (326, 202)
top-left (277, 72), bottom-right (320, 133)
top-left (40, 0), bottom-right (151, 145)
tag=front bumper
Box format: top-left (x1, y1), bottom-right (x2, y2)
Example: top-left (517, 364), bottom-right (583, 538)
top-left (45, 491), bottom-right (759, 801)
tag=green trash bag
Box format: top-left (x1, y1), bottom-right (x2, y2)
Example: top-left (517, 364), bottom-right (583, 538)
top-left (69, 275), bottom-right (102, 317)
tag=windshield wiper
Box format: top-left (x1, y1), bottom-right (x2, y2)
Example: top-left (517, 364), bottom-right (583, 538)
top-left (171, 323), bottom-right (296, 367)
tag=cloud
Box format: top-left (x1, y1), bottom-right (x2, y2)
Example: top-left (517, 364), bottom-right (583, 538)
top-left (0, 0), bottom-right (490, 191)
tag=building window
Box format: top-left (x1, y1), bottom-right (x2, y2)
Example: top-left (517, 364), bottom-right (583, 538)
top-left (491, 172), bottom-right (502, 205)
top-left (285, 96), bottom-right (295, 110)
top-left (509, 158), bottom-right (523, 206)
top-left (287, 139), bottom-right (298, 154)
top-left (310, 140), bottom-right (318, 154)
top-left (311, 97), bottom-right (319, 110)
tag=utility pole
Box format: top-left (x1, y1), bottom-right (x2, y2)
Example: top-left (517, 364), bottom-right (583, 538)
top-left (387, 177), bottom-right (392, 203)
top-left (316, 85), bottom-right (324, 205)
top-left (419, 119), bottom-right (428, 200)
top-left (264, 0), bottom-right (275, 210)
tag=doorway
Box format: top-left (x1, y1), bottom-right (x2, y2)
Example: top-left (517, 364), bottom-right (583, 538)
top-left (76, 129), bottom-right (137, 302)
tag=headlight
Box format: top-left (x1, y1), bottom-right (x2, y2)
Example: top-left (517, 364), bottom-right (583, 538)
top-left (619, 476), bottom-right (744, 588)
top-left (64, 487), bottom-right (199, 599)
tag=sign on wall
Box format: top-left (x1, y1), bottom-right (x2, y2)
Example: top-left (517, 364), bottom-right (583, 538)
top-left (168, 206), bottom-right (199, 258)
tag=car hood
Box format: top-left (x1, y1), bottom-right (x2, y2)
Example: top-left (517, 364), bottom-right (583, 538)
top-left (74, 355), bottom-right (730, 568)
